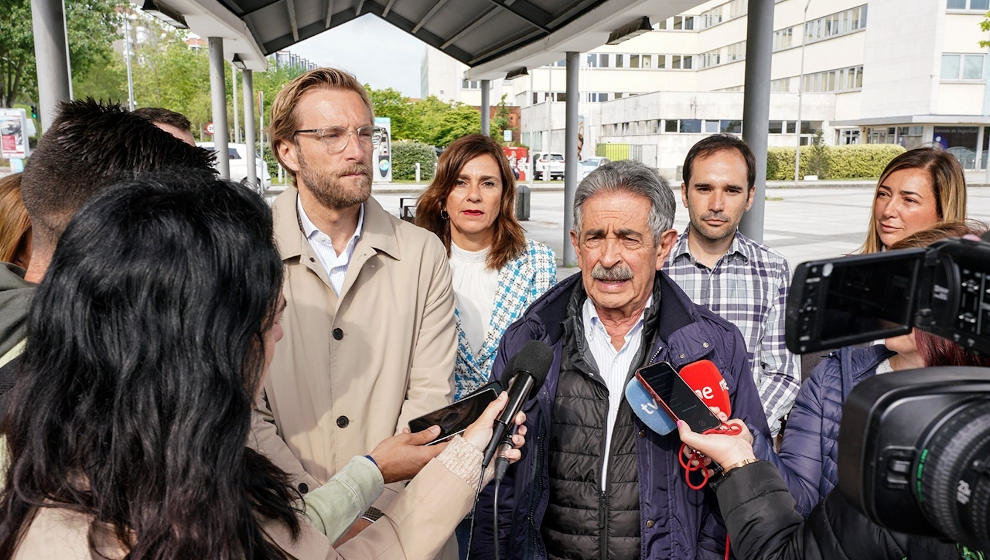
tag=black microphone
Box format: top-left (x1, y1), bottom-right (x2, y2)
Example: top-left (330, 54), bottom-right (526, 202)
top-left (481, 340), bottom-right (553, 469)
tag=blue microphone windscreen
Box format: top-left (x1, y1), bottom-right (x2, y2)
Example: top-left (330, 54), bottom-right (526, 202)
top-left (625, 377), bottom-right (677, 436)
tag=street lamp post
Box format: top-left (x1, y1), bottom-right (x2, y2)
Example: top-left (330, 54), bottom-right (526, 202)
top-left (794, 0), bottom-right (811, 181)
top-left (123, 14), bottom-right (135, 111)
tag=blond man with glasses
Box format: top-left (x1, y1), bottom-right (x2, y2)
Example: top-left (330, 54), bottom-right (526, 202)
top-left (251, 67), bottom-right (459, 557)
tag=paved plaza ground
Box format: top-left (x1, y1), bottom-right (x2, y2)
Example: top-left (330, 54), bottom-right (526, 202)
top-left (364, 184), bottom-right (990, 276)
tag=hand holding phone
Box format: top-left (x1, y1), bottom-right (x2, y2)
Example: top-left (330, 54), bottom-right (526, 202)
top-left (634, 362), bottom-right (722, 434)
top-left (408, 385), bottom-right (499, 445)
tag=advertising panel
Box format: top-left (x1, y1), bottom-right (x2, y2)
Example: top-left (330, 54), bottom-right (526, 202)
top-left (373, 116), bottom-right (392, 182)
top-left (0, 108), bottom-right (30, 159)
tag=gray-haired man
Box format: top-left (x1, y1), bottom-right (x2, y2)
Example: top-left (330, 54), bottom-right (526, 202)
top-left (471, 160), bottom-right (772, 559)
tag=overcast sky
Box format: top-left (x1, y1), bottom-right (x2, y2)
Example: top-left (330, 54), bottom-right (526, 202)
top-left (287, 15), bottom-right (429, 98)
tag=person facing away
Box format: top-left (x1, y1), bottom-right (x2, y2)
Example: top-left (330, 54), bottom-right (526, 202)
top-left (0, 170), bottom-right (528, 560)
top-left (251, 67), bottom-right (458, 552)
top-left (664, 134), bottom-right (799, 438)
top-left (416, 133), bottom-right (556, 400)
top-left (0, 99), bottom-right (214, 396)
top-left (470, 160), bottom-right (772, 560)
top-left (132, 106), bottom-right (197, 146)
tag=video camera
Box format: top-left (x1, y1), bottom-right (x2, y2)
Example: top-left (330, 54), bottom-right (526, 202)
top-left (785, 235), bottom-right (990, 552)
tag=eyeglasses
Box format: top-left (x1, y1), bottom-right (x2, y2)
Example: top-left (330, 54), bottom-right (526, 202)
top-left (293, 126), bottom-right (376, 153)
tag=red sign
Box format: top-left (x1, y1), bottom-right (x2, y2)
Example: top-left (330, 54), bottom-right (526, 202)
top-left (205, 122), bottom-right (215, 135)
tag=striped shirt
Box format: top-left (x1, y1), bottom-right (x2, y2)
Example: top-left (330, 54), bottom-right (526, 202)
top-left (666, 229), bottom-right (799, 436)
top-left (582, 295), bottom-right (651, 491)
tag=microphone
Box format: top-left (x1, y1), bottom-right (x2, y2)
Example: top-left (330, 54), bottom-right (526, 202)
top-left (625, 377), bottom-right (677, 435)
top-left (678, 359), bottom-right (731, 416)
top-left (482, 340), bottom-right (553, 469)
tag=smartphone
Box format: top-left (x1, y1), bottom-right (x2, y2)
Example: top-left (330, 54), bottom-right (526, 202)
top-left (407, 385), bottom-right (499, 445)
top-left (634, 362), bottom-right (722, 433)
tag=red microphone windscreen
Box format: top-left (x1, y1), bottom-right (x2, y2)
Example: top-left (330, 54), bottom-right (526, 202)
top-left (678, 360), bottom-right (731, 417)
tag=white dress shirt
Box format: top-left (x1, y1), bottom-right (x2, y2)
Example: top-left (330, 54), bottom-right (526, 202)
top-left (297, 195), bottom-right (365, 295)
top-left (582, 296), bottom-right (652, 490)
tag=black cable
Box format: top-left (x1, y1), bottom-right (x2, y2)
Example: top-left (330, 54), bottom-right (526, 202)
top-left (493, 477), bottom-right (501, 560)
top-left (464, 460), bottom-right (485, 560)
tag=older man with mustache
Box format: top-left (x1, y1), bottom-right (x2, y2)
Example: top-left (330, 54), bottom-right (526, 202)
top-left (471, 160), bottom-right (771, 560)
top-left (252, 67), bottom-right (458, 555)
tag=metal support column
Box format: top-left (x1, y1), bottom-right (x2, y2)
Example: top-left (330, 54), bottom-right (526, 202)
top-left (30, 0), bottom-right (72, 131)
top-left (481, 79), bottom-right (491, 136)
top-left (208, 37), bottom-right (230, 179)
top-left (563, 51), bottom-right (579, 267)
top-left (243, 70), bottom-right (258, 191)
top-left (232, 65), bottom-right (240, 144)
top-left (739, 0), bottom-right (774, 242)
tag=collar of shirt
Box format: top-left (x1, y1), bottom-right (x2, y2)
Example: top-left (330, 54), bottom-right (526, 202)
top-left (297, 195), bottom-right (365, 293)
top-left (671, 228), bottom-right (748, 268)
top-left (581, 294), bottom-right (653, 355)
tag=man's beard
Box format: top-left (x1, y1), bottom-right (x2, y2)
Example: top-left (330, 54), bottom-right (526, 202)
top-left (692, 211), bottom-right (737, 242)
top-left (297, 149), bottom-right (372, 209)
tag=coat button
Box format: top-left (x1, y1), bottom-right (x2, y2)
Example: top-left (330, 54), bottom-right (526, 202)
top-left (337, 415), bottom-right (349, 428)
top-left (646, 519), bottom-right (655, 528)
top-left (298, 482), bottom-right (309, 494)
top-left (702, 342), bottom-right (710, 348)
top-left (332, 328), bottom-right (344, 340)
top-left (638, 429), bottom-right (646, 438)
top-left (679, 353), bottom-right (686, 359)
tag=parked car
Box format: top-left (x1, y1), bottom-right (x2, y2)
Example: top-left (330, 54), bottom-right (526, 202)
top-left (534, 152), bottom-right (565, 180)
top-left (579, 157), bottom-right (611, 180)
top-left (197, 142), bottom-right (271, 192)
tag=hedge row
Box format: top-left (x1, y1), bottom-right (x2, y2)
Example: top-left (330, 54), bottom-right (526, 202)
top-left (766, 144), bottom-right (905, 180)
top-left (392, 140), bottom-right (437, 181)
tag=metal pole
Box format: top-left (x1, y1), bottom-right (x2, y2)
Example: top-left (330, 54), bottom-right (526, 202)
top-left (739, 0), bottom-right (774, 243)
top-left (123, 16), bottom-right (135, 111)
top-left (794, 0), bottom-right (811, 182)
top-left (208, 37), bottom-right (230, 179)
top-left (481, 79), bottom-right (491, 136)
top-left (563, 51), bottom-right (579, 267)
top-left (231, 64), bottom-right (240, 144)
top-left (243, 69), bottom-right (257, 190)
top-left (30, 0), bottom-right (72, 132)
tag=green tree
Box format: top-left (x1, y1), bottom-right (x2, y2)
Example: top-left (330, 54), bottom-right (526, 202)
top-left (491, 94), bottom-right (510, 141)
top-left (131, 30), bottom-right (211, 136)
top-left (367, 85), bottom-right (416, 139)
top-left (0, 0), bottom-right (122, 106)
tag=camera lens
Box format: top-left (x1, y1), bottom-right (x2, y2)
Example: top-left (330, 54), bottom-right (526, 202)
top-left (916, 397), bottom-right (990, 551)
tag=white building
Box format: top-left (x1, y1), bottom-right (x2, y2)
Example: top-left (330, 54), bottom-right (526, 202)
top-left (422, 0), bottom-right (990, 178)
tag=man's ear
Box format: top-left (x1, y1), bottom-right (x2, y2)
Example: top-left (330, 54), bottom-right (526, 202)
top-left (745, 186), bottom-right (755, 212)
top-left (654, 229), bottom-right (679, 270)
top-left (276, 139), bottom-right (301, 174)
top-left (681, 182), bottom-right (689, 208)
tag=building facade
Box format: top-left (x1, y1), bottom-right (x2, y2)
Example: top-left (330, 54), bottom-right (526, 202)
top-left (423, 0), bottom-right (990, 178)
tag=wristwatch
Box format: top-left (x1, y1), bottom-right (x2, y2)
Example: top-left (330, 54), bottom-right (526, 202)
top-left (361, 506), bottom-right (384, 523)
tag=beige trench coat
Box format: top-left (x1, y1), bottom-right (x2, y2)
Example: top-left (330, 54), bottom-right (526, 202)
top-left (251, 188), bottom-right (456, 490)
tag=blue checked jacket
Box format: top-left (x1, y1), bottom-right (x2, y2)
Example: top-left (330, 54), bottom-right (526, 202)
top-left (453, 239), bottom-right (556, 399)
top-left (666, 229), bottom-right (800, 436)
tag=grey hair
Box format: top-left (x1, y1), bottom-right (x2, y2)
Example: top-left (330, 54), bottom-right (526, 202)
top-left (572, 160), bottom-right (675, 244)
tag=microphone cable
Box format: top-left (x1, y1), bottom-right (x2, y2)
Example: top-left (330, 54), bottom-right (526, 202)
top-left (464, 459), bottom-right (486, 560)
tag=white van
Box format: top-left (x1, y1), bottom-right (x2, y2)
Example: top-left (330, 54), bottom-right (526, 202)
top-left (197, 142), bottom-right (271, 191)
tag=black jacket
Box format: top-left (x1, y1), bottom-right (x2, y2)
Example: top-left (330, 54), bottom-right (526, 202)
top-left (715, 461), bottom-right (969, 560)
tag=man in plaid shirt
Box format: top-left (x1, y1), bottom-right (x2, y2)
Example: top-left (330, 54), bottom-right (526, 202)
top-left (666, 134), bottom-right (799, 436)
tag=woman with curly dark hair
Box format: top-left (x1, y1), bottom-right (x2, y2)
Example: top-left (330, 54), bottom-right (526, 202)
top-left (0, 170), bottom-right (524, 559)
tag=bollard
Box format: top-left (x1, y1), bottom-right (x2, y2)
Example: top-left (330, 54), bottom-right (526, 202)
top-left (415, 162), bottom-right (421, 183)
top-left (515, 183), bottom-right (531, 221)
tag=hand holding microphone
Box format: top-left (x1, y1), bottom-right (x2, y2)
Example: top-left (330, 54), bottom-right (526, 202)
top-left (462, 392), bottom-right (528, 475)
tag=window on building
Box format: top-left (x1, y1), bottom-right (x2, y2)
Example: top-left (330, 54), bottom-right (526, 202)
top-left (801, 65), bottom-right (864, 92)
top-left (801, 121), bottom-right (823, 134)
top-left (614, 54), bottom-right (624, 68)
top-left (720, 120), bottom-right (742, 133)
top-left (703, 120), bottom-right (719, 133)
top-left (657, 18), bottom-right (668, 30)
top-left (555, 92), bottom-right (566, 102)
top-left (786, 121), bottom-right (796, 134)
top-left (672, 55), bottom-right (683, 69)
top-left (664, 120), bottom-right (678, 133)
top-left (941, 53), bottom-right (985, 80)
top-left (671, 15), bottom-right (694, 30)
top-left (769, 121), bottom-right (783, 134)
top-left (771, 77), bottom-right (791, 92)
top-left (630, 54), bottom-right (640, 68)
top-left (586, 53), bottom-right (598, 68)
top-left (681, 119), bottom-right (701, 133)
top-left (461, 79), bottom-right (480, 89)
top-left (773, 27), bottom-right (793, 51)
top-left (700, 6), bottom-right (723, 28)
top-left (728, 0), bottom-right (746, 18)
top-left (948, 0), bottom-right (989, 8)
top-left (656, 55), bottom-right (665, 69)
top-left (804, 5), bottom-right (867, 44)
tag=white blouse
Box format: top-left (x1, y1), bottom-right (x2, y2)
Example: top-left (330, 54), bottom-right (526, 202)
top-left (449, 242), bottom-right (500, 353)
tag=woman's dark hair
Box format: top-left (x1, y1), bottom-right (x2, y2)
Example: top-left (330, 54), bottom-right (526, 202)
top-left (0, 169), bottom-right (298, 559)
top-left (416, 134), bottom-right (525, 269)
top-left (889, 220), bottom-right (990, 369)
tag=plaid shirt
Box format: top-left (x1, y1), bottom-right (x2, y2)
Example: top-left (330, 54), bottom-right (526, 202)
top-left (666, 229), bottom-right (799, 435)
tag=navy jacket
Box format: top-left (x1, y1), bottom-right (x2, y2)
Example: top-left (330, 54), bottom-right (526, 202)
top-left (762, 344), bottom-right (894, 516)
top-left (470, 271), bottom-right (773, 559)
